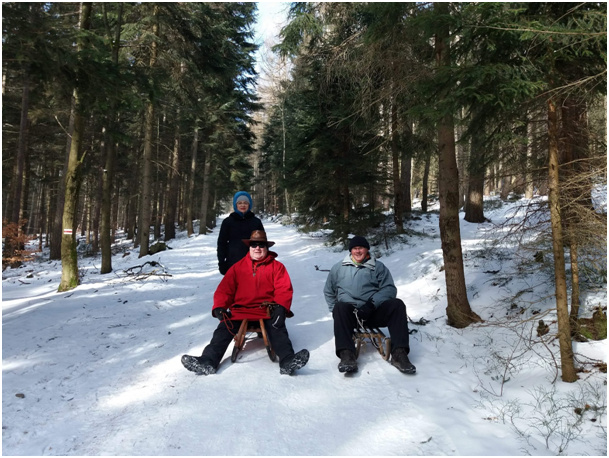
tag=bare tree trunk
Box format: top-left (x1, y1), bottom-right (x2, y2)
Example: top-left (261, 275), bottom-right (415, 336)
top-left (100, 128), bottom-right (116, 273)
top-left (339, 136), bottom-right (350, 226)
top-left (38, 185), bottom-right (46, 251)
top-left (50, 99), bottom-right (74, 260)
top-left (8, 67), bottom-right (30, 227)
top-left (100, 3), bottom-right (123, 274)
top-left (138, 5), bottom-right (159, 257)
top-left (525, 111), bottom-right (535, 199)
top-left (456, 110), bottom-right (467, 211)
top-left (126, 188), bottom-right (138, 242)
top-left (281, 103), bottom-right (290, 215)
top-left (561, 97), bottom-right (591, 322)
top-left (547, 97), bottom-right (577, 383)
top-left (199, 148), bottom-right (212, 235)
top-left (59, 2), bottom-right (91, 292)
top-left (391, 98), bottom-right (403, 232)
top-left (165, 114), bottom-right (180, 241)
top-left (435, 1), bottom-right (481, 328)
top-left (464, 134), bottom-right (486, 223)
top-left (400, 148), bottom-right (412, 214)
top-left (421, 154), bottom-right (430, 213)
top-left (186, 126), bottom-right (199, 236)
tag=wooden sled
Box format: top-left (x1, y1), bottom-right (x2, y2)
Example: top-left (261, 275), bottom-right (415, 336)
top-left (353, 325), bottom-right (391, 361)
top-left (231, 315), bottom-right (277, 363)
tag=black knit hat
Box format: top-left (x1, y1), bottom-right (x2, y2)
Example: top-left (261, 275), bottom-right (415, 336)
top-left (348, 236), bottom-right (370, 251)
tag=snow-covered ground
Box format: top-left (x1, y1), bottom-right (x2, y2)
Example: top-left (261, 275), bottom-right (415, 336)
top-left (2, 199), bottom-right (606, 456)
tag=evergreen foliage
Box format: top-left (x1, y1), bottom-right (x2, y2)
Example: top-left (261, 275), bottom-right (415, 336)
top-left (2, 0), bottom-right (606, 342)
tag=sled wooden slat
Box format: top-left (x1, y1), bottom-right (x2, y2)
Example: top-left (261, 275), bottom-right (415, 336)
top-left (353, 326), bottom-right (391, 361)
top-left (231, 318), bottom-right (277, 363)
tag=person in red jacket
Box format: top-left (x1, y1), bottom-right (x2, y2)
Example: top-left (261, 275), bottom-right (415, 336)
top-left (181, 230), bottom-right (309, 376)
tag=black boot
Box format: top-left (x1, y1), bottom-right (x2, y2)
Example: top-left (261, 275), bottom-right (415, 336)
top-left (338, 350), bottom-right (358, 373)
top-left (181, 355), bottom-right (216, 375)
top-left (390, 348), bottom-right (416, 374)
top-left (279, 349), bottom-right (309, 375)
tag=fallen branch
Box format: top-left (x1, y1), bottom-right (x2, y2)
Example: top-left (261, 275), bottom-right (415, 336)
top-left (120, 261), bottom-right (171, 282)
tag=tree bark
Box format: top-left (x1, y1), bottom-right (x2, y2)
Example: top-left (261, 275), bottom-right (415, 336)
top-left (59, 2), bottom-right (91, 292)
top-left (547, 97), bottom-right (577, 382)
top-left (435, 2), bottom-right (481, 328)
top-left (560, 97), bottom-right (590, 321)
top-left (50, 98), bottom-right (74, 260)
top-left (186, 126), bottom-right (199, 236)
top-left (421, 154), bottom-right (430, 213)
top-left (391, 98), bottom-right (403, 232)
top-left (199, 148), bottom-right (212, 235)
top-left (9, 66), bottom-right (30, 227)
top-left (525, 111), bottom-right (535, 199)
top-left (138, 5), bottom-right (159, 257)
top-left (164, 113), bottom-right (180, 241)
top-left (400, 148), bottom-right (412, 215)
top-left (100, 3), bottom-right (123, 274)
top-left (464, 133), bottom-right (486, 223)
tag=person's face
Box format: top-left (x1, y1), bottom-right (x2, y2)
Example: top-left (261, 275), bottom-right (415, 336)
top-left (249, 242), bottom-right (268, 261)
top-left (350, 246), bottom-right (368, 263)
top-left (236, 200), bottom-right (250, 213)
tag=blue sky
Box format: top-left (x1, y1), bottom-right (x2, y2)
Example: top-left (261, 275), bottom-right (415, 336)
top-left (254, 1), bottom-right (290, 47)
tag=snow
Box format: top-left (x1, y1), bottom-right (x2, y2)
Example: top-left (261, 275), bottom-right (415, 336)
top-left (2, 199), bottom-right (607, 456)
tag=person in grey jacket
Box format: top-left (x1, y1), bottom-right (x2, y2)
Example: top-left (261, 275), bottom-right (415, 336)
top-left (324, 235), bottom-right (416, 374)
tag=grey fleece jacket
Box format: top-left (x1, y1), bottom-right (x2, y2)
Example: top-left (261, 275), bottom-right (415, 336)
top-left (323, 253), bottom-right (397, 312)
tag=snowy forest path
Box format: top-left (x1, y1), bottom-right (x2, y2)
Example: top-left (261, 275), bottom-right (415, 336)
top-left (2, 216), bottom-right (565, 455)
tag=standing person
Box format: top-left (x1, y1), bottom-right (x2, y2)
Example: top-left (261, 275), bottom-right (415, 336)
top-left (217, 191), bottom-right (264, 275)
top-left (324, 235), bottom-right (416, 375)
top-left (182, 230), bottom-right (309, 376)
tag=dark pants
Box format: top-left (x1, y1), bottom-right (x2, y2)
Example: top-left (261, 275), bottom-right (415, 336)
top-left (201, 306), bottom-right (295, 367)
top-left (332, 298), bottom-right (410, 357)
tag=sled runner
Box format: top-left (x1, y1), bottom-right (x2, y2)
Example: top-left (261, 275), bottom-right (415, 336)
top-left (353, 325), bottom-right (391, 361)
top-left (231, 318), bottom-right (277, 362)
top-left (230, 304), bottom-right (277, 363)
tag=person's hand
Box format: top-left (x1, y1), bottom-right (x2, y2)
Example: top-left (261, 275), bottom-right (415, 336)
top-left (212, 307), bottom-right (231, 320)
top-left (356, 299), bottom-right (375, 321)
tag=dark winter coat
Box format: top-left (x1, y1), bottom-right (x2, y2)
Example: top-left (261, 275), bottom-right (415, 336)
top-left (213, 251), bottom-right (293, 320)
top-left (323, 253), bottom-right (397, 312)
top-left (217, 210), bottom-right (264, 275)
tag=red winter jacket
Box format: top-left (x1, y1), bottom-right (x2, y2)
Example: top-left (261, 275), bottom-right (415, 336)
top-left (212, 250), bottom-right (293, 320)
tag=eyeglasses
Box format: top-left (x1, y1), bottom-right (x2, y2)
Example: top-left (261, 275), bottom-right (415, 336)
top-left (250, 242), bottom-right (267, 248)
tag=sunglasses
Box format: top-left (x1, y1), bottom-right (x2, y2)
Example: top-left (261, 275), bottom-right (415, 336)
top-left (250, 242), bottom-right (267, 248)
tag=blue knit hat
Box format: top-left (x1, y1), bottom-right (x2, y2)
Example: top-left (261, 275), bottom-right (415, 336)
top-left (233, 191), bottom-right (253, 215)
top-left (348, 236), bottom-right (370, 251)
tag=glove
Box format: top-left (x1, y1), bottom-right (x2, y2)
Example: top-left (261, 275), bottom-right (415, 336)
top-left (356, 299), bottom-right (375, 321)
top-left (212, 307), bottom-right (231, 320)
top-left (219, 262), bottom-right (229, 275)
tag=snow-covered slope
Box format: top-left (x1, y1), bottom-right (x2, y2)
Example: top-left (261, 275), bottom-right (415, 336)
top-left (2, 201), bottom-right (606, 456)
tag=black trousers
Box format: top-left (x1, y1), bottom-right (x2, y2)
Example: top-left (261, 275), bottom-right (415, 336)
top-left (332, 298), bottom-right (410, 357)
top-left (201, 306), bottom-right (295, 368)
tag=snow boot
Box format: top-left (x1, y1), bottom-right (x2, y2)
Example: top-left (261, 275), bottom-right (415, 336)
top-left (279, 349), bottom-right (310, 375)
top-left (181, 355), bottom-right (216, 375)
top-left (338, 350), bottom-right (358, 373)
top-left (390, 348), bottom-right (416, 374)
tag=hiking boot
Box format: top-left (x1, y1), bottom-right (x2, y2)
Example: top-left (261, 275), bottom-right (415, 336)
top-left (391, 348), bottom-right (416, 374)
top-left (280, 349), bottom-right (310, 375)
top-left (338, 350), bottom-right (358, 373)
top-left (181, 355), bottom-right (216, 375)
